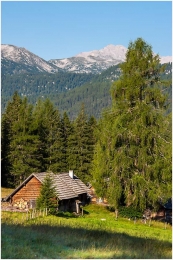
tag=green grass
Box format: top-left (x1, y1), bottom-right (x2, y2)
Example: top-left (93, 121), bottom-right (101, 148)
top-left (1, 187), bottom-right (14, 198)
top-left (1, 204), bottom-right (172, 259)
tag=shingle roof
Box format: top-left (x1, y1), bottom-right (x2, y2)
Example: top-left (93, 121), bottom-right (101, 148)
top-left (34, 172), bottom-right (90, 200)
top-left (5, 172), bottom-right (90, 201)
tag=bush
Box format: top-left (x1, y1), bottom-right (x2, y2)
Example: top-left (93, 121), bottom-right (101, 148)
top-left (118, 206), bottom-right (143, 219)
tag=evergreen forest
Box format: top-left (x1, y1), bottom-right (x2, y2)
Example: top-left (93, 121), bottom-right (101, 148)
top-left (2, 62), bottom-right (172, 119)
top-left (1, 38), bottom-right (172, 212)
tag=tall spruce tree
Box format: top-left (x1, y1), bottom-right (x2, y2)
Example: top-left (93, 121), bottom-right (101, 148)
top-left (7, 97), bottom-right (42, 186)
top-left (1, 92), bottom-right (22, 187)
top-left (32, 99), bottom-right (64, 172)
top-left (92, 38), bottom-right (172, 211)
top-left (74, 104), bottom-right (94, 183)
top-left (61, 112), bottom-right (74, 171)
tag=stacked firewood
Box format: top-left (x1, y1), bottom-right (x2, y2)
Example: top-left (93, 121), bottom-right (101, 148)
top-left (13, 198), bottom-right (28, 209)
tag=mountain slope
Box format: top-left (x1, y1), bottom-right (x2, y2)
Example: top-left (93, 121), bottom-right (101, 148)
top-left (49, 45), bottom-right (127, 74)
top-left (2, 63), bottom-right (171, 118)
top-left (1, 44), bottom-right (59, 74)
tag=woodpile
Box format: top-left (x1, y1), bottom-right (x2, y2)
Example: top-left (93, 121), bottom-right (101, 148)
top-left (13, 198), bottom-right (29, 210)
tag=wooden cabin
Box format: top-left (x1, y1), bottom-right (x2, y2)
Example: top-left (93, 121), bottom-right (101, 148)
top-left (4, 170), bottom-right (90, 213)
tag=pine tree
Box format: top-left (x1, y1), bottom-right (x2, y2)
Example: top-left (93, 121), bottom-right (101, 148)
top-left (1, 92), bottom-right (27, 187)
top-left (66, 120), bottom-right (79, 173)
top-left (7, 97), bottom-right (42, 186)
top-left (61, 112), bottom-right (74, 171)
top-left (73, 104), bottom-right (96, 183)
top-left (32, 99), bottom-right (64, 172)
top-left (92, 38), bottom-right (172, 211)
top-left (36, 173), bottom-right (57, 213)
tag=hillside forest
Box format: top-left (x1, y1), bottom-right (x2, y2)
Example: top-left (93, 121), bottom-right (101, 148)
top-left (1, 62), bottom-right (172, 119)
top-left (1, 38), bottom-right (172, 212)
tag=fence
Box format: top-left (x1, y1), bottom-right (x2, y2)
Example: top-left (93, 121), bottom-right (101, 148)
top-left (26, 208), bottom-right (48, 220)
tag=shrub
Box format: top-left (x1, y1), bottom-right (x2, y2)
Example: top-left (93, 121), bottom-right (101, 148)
top-left (118, 206), bottom-right (143, 219)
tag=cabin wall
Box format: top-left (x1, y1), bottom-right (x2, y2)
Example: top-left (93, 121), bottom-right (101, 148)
top-left (11, 177), bottom-right (42, 209)
top-left (59, 198), bottom-right (77, 212)
top-left (58, 194), bottom-right (88, 213)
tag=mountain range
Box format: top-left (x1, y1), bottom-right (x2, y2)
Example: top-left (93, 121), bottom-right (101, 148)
top-left (1, 44), bottom-right (172, 75)
top-left (1, 44), bottom-right (172, 119)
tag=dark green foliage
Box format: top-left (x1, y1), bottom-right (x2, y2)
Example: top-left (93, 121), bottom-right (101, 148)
top-left (36, 173), bottom-right (58, 214)
top-left (1, 71), bottom-right (95, 114)
top-left (2, 93), bottom-right (97, 188)
top-left (64, 104), bottom-right (97, 184)
top-left (61, 112), bottom-right (78, 172)
top-left (32, 99), bottom-right (64, 172)
top-left (1, 92), bottom-right (41, 187)
top-left (1, 92), bottom-right (22, 187)
top-left (118, 206), bottom-right (143, 219)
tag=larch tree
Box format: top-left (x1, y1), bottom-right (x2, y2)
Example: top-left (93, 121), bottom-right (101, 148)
top-left (92, 38), bottom-right (172, 211)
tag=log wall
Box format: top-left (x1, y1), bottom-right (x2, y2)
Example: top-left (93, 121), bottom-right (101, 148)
top-left (12, 177), bottom-right (42, 209)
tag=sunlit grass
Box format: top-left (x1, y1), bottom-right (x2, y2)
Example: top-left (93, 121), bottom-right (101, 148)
top-left (1, 204), bottom-right (172, 259)
top-left (1, 187), bottom-right (14, 198)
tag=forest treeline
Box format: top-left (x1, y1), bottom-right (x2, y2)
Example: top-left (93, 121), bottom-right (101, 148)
top-left (1, 93), bottom-right (96, 188)
top-left (1, 38), bottom-right (172, 212)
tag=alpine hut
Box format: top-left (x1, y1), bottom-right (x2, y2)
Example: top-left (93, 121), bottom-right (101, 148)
top-left (4, 170), bottom-right (90, 213)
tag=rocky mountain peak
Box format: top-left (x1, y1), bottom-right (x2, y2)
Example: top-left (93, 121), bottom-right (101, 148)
top-left (1, 43), bottom-right (172, 75)
top-left (1, 44), bottom-right (58, 74)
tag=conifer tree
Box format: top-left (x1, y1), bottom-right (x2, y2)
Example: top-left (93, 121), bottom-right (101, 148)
top-left (32, 99), bottom-right (64, 172)
top-left (1, 92), bottom-right (22, 187)
top-left (92, 38), bottom-right (172, 211)
top-left (73, 104), bottom-right (96, 183)
top-left (7, 97), bottom-right (42, 186)
top-left (36, 173), bottom-right (57, 213)
top-left (61, 112), bottom-right (74, 171)
top-left (66, 120), bottom-right (79, 173)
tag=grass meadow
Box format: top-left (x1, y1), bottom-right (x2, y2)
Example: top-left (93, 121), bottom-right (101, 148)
top-left (1, 203), bottom-right (172, 259)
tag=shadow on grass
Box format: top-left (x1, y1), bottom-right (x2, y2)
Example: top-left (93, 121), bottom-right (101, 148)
top-left (1, 222), bottom-right (172, 259)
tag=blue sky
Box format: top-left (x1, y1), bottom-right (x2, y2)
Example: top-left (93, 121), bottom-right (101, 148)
top-left (1, 1), bottom-right (172, 60)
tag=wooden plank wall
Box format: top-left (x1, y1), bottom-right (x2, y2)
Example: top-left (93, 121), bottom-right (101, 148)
top-left (12, 176), bottom-right (42, 204)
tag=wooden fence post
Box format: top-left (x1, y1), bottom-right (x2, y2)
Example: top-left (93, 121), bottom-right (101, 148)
top-left (149, 218), bottom-right (151, 226)
top-left (115, 209), bottom-right (118, 220)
